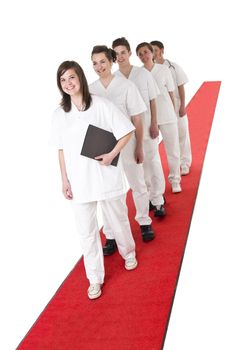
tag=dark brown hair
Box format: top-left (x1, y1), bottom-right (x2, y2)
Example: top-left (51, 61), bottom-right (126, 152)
top-left (112, 37), bottom-right (131, 52)
top-left (91, 45), bottom-right (117, 63)
top-left (136, 42), bottom-right (154, 55)
top-left (150, 41), bottom-right (164, 49)
top-left (57, 61), bottom-right (92, 112)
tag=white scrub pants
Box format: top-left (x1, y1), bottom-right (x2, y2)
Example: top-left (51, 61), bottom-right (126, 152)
top-left (159, 122), bottom-right (181, 185)
top-left (177, 115), bottom-right (192, 168)
top-left (72, 195), bottom-right (135, 284)
top-left (143, 138), bottom-right (165, 206)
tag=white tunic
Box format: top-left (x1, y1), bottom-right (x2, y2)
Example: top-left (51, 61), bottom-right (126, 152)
top-left (89, 75), bottom-right (146, 160)
top-left (151, 63), bottom-right (177, 125)
top-left (163, 59), bottom-right (189, 114)
top-left (89, 75), bottom-right (146, 119)
top-left (115, 66), bottom-right (158, 139)
top-left (49, 95), bottom-right (135, 203)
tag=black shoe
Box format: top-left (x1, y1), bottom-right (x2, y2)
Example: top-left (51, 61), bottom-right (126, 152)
top-left (103, 239), bottom-right (117, 256)
top-left (140, 225), bottom-right (155, 242)
top-left (154, 204), bottom-right (166, 217)
top-left (149, 196), bottom-right (166, 211)
top-left (149, 201), bottom-right (156, 211)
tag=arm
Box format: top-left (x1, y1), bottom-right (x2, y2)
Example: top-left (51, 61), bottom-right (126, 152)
top-left (58, 149), bottom-right (73, 200)
top-left (131, 115), bottom-right (144, 163)
top-left (149, 98), bottom-right (159, 139)
top-left (168, 91), bottom-right (176, 109)
top-left (178, 84), bottom-right (186, 117)
top-left (95, 131), bottom-right (133, 166)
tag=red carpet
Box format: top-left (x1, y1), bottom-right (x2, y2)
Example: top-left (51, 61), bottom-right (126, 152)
top-left (17, 82), bottom-right (221, 350)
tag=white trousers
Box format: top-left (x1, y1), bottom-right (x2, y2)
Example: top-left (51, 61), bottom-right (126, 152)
top-left (72, 195), bottom-right (135, 284)
top-left (122, 160), bottom-right (152, 226)
top-left (143, 138), bottom-right (165, 206)
top-left (159, 122), bottom-right (181, 184)
top-left (177, 115), bottom-right (192, 168)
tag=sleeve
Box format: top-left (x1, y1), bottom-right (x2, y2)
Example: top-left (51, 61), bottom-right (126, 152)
top-left (126, 81), bottom-right (147, 117)
top-left (89, 81), bottom-right (99, 95)
top-left (49, 108), bottom-right (64, 149)
top-left (164, 66), bottom-right (175, 92)
top-left (174, 63), bottom-right (189, 86)
top-left (108, 101), bottom-right (135, 140)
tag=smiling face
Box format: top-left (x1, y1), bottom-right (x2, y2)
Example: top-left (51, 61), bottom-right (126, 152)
top-left (60, 68), bottom-right (81, 97)
top-left (137, 45), bottom-right (154, 65)
top-left (151, 45), bottom-right (164, 62)
top-left (92, 52), bottom-right (112, 79)
top-left (113, 45), bottom-right (131, 67)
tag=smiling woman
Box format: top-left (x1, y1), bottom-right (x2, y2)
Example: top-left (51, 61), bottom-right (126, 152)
top-left (90, 45), bottom-right (159, 247)
top-left (50, 60), bottom-right (138, 300)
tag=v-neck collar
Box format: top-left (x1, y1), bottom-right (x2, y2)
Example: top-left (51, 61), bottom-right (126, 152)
top-left (99, 74), bottom-right (116, 90)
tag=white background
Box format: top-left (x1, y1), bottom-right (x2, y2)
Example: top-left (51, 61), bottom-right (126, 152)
top-left (0, 1), bottom-right (237, 349)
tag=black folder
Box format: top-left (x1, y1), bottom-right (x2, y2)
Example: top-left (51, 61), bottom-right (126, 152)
top-left (80, 124), bottom-right (120, 166)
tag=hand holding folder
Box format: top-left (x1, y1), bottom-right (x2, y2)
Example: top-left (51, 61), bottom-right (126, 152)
top-left (80, 124), bottom-right (120, 166)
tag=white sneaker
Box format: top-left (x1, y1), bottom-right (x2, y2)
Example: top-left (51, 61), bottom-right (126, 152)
top-left (87, 283), bottom-right (102, 300)
top-left (181, 165), bottom-right (190, 176)
top-left (172, 183), bottom-right (182, 193)
top-left (125, 257), bottom-right (138, 271)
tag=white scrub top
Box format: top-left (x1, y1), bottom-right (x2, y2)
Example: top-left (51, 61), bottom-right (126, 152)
top-left (89, 75), bottom-right (146, 161)
top-left (163, 59), bottom-right (189, 114)
top-left (115, 66), bottom-right (158, 139)
top-left (49, 95), bottom-right (135, 204)
top-left (89, 75), bottom-right (146, 120)
top-left (151, 63), bottom-right (177, 125)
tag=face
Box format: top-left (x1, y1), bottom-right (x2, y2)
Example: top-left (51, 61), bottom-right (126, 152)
top-left (113, 45), bottom-right (131, 66)
top-left (151, 45), bottom-right (163, 61)
top-left (137, 46), bottom-right (154, 65)
top-left (92, 52), bottom-right (112, 78)
top-left (60, 68), bottom-right (81, 96)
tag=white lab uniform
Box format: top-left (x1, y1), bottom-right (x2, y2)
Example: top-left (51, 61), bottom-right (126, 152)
top-left (115, 66), bottom-right (165, 206)
top-left (89, 75), bottom-right (152, 232)
top-left (151, 64), bottom-right (181, 185)
top-left (163, 59), bottom-right (192, 168)
top-left (50, 95), bottom-right (136, 284)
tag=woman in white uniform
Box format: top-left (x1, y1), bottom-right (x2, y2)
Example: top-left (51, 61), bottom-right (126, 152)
top-left (50, 61), bottom-right (138, 300)
top-left (90, 45), bottom-right (156, 254)
top-left (136, 42), bottom-right (182, 193)
top-left (150, 40), bottom-right (192, 175)
top-left (112, 37), bottom-right (166, 217)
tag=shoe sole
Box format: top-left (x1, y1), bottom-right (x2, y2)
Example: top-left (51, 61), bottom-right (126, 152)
top-left (88, 289), bottom-right (102, 300)
top-left (125, 260), bottom-right (138, 271)
top-left (154, 211), bottom-right (166, 217)
top-left (142, 235), bottom-right (155, 242)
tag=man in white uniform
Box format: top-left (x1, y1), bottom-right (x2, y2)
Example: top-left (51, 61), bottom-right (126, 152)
top-left (136, 42), bottom-right (182, 193)
top-left (112, 37), bottom-right (166, 217)
top-left (50, 61), bottom-right (138, 299)
top-left (90, 45), bottom-right (156, 254)
top-left (150, 40), bottom-right (192, 175)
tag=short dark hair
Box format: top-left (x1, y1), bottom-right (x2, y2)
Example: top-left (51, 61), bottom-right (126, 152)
top-left (91, 45), bottom-right (117, 63)
top-left (57, 61), bottom-right (92, 113)
top-left (112, 37), bottom-right (131, 52)
top-left (135, 42), bottom-right (154, 55)
top-left (150, 41), bottom-right (164, 49)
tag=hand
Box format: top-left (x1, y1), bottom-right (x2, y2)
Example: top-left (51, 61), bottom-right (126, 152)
top-left (135, 145), bottom-right (144, 164)
top-left (179, 106), bottom-right (186, 117)
top-left (62, 179), bottom-right (73, 200)
top-left (150, 123), bottom-right (159, 139)
top-left (95, 152), bottom-right (116, 166)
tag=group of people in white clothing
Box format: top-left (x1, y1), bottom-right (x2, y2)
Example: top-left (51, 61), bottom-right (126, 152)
top-left (50, 37), bottom-right (192, 300)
